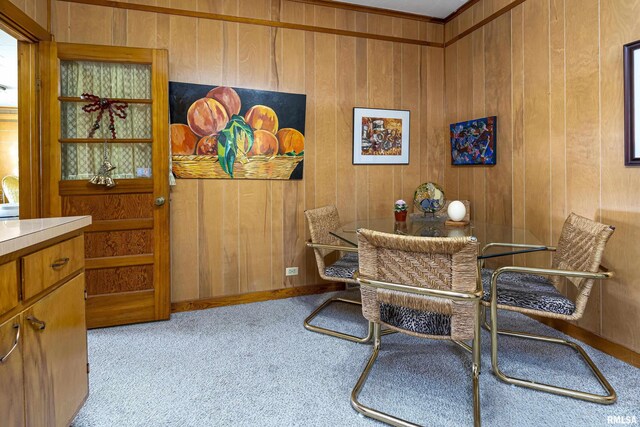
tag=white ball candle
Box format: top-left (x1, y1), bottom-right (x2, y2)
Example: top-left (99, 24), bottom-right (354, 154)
top-left (447, 200), bottom-right (466, 222)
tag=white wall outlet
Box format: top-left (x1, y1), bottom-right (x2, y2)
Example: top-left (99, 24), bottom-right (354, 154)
top-left (285, 267), bottom-right (299, 276)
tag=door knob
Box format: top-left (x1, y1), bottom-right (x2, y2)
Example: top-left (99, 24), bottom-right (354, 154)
top-left (154, 196), bottom-right (166, 206)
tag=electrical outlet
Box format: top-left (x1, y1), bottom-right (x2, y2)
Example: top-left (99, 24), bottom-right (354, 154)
top-left (285, 267), bottom-right (299, 276)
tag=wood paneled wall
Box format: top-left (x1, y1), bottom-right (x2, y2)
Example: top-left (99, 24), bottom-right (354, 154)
top-left (445, 0), bottom-right (640, 353)
top-left (51, 1), bottom-right (446, 302)
top-left (8, 0), bottom-right (49, 31)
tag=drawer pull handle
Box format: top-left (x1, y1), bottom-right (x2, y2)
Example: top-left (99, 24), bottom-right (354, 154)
top-left (50, 257), bottom-right (70, 269)
top-left (0, 324), bottom-right (20, 364)
top-left (27, 316), bottom-right (46, 330)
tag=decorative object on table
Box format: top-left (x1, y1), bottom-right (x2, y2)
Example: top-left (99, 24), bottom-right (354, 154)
top-left (81, 93), bottom-right (129, 139)
top-left (169, 82), bottom-right (306, 179)
top-left (445, 200), bottom-right (469, 226)
top-left (352, 107), bottom-right (409, 165)
top-left (624, 39), bottom-right (640, 166)
top-left (81, 93), bottom-right (129, 188)
top-left (413, 182), bottom-right (445, 216)
top-left (450, 116), bottom-right (496, 165)
top-left (394, 199), bottom-right (408, 222)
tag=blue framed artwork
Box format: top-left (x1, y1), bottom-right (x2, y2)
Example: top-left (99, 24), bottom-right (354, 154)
top-left (450, 116), bottom-right (497, 165)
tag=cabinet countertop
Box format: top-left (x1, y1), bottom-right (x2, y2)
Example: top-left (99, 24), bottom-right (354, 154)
top-left (0, 216), bottom-right (92, 257)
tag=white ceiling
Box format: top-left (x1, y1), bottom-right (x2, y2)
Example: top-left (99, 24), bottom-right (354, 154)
top-left (0, 29), bottom-right (18, 108)
top-left (337, 0), bottom-right (469, 19)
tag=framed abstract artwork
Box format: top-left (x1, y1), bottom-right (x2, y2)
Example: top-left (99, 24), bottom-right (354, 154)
top-left (450, 116), bottom-right (497, 166)
top-left (353, 107), bottom-right (410, 165)
top-left (624, 40), bottom-right (640, 166)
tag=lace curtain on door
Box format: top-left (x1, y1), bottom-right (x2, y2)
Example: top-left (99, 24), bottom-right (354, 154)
top-left (60, 60), bottom-right (153, 180)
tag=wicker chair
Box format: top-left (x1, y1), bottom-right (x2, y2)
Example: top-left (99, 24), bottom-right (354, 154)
top-left (353, 229), bottom-right (482, 426)
top-left (481, 212), bottom-right (616, 404)
top-left (2, 175), bottom-right (19, 204)
top-left (304, 206), bottom-right (374, 343)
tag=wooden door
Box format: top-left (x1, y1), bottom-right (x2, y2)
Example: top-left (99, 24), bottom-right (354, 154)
top-left (0, 314), bottom-right (24, 427)
top-left (41, 42), bottom-right (170, 328)
top-left (23, 273), bottom-right (88, 427)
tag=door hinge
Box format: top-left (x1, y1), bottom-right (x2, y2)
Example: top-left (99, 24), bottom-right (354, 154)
top-left (84, 289), bottom-right (88, 301)
top-left (87, 363), bottom-right (90, 374)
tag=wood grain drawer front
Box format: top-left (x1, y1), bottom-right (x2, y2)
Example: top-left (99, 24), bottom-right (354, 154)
top-left (23, 273), bottom-right (88, 427)
top-left (0, 314), bottom-right (25, 427)
top-left (0, 261), bottom-right (18, 316)
top-left (22, 235), bottom-right (84, 300)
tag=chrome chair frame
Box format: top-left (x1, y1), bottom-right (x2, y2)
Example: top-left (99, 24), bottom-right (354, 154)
top-left (481, 242), bottom-right (617, 404)
top-left (304, 242), bottom-right (395, 343)
top-left (351, 274), bottom-right (483, 427)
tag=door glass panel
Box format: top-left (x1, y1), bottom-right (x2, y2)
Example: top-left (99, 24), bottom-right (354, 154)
top-left (61, 143), bottom-right (152, 180)
top-left (58, 60), bottom-right (153, 181)
top-left (60, 102), bottom-right (151, 140)
top-left (60, 61), bottom-right (151, 99)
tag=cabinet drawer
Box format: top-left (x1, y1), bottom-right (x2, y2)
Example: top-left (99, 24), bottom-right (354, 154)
top-left (0, 314), bottom-right (24, 427)
top-left (22, 235), bottom-right (84, 300)
top-left (0, 261), bottom-right (18, 316)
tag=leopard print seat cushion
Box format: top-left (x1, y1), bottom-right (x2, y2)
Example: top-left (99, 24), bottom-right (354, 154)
top-left (481, 268), bottom-right (576, 315)
top-left (324, 252), bottom-right (359, 279)
top-left (380, 304), bottom-right (451, 336)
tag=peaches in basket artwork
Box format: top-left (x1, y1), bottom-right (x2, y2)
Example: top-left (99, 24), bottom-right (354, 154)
top-left (169, 82), bottom-right (306, 179)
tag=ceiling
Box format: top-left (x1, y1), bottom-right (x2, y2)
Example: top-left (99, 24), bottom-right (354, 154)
top-left (0, 29), bottom-right (17, 108)
top-left (335, 0), bottom-right (469, 19)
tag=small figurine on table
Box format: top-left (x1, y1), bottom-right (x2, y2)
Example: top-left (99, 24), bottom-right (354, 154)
top-left (394, 199), bottom-right (408, 222)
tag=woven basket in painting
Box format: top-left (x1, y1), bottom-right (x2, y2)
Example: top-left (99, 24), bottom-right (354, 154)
top-left (172, 155), bottom-right (303, 179)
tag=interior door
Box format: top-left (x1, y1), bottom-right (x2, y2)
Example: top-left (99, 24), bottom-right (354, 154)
top-left (41, 42), bottom-right (170, 328)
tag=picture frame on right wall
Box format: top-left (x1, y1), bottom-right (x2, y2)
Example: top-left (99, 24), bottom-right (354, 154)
top-left (450, 116), bottom-right (497, 166)
top-left (624, 39), bottom-right (640, 166)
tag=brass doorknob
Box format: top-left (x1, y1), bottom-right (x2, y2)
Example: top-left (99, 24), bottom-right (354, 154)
top-left (154, 196), bottom-right (166, 206)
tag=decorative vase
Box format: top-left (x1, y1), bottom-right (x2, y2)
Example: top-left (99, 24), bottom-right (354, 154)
top-left (394, 210), bottom-right (407, 222)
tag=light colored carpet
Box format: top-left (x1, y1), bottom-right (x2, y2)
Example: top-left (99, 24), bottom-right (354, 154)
top-left (72, 290), bottom-right (640, 427)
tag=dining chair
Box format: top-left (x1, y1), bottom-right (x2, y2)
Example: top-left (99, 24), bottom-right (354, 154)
top-left (304, 205), bottom-right (375, 343)
top-left (481, 212), bottom-right (616, 404)
top-left (2, 175), bottom-right (19, 204)
top-left (352, 229), bottom-right (482, 426)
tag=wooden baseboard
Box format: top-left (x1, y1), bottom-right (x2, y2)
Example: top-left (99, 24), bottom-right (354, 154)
top-left (170, 283), bottom-right (346, 313)
top-left (529, 315), bottom-right (640, 369)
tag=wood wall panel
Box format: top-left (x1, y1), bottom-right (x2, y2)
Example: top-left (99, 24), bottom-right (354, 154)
top-left (54, 0), bottom-right (444, 301)
top-left (446, 0), bottom-right (640, 353)
top-left (52, 0), bottom-right (445, 302)
top-left (8, 0), bottom-right (49, 31)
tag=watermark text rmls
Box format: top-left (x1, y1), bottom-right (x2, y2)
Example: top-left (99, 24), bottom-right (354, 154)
top-left (608, 416), bottom-right (638, 425)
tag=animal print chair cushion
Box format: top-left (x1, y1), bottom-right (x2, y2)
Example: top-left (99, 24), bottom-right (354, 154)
top-left (324, 252), bottom-right (359, 279)
top-left (379, 304), bottom-right (451, 336)
top-left (481, 269), bottom-right (576, 315)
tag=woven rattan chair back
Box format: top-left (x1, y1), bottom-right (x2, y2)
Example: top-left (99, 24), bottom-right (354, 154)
top-left (2, 175), bottom-right (19, 204)
top-left (357, 229), bottom-right (478, 341)
top-left (305, 205), bottom-right (344, 272)
top-left (551, 213), bottom-right (614, 318)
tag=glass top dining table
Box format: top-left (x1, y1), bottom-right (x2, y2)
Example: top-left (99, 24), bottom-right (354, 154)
top-left (330, 214), bottom-right (547, 261)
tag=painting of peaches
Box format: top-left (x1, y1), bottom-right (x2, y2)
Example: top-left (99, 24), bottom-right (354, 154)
top-left (169, 82), bottom-right (306, 179)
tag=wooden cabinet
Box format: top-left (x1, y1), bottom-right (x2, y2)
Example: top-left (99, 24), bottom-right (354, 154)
top-left (0, 314), bottom-right (24, 427)
top-left (0, 231), bottom-right (88, 427)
